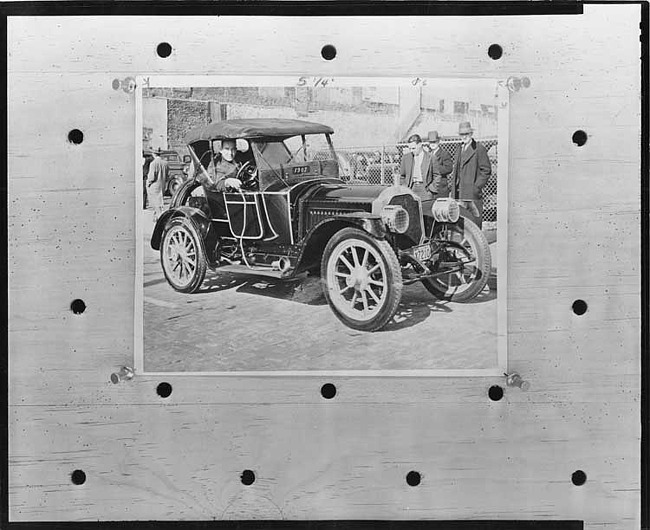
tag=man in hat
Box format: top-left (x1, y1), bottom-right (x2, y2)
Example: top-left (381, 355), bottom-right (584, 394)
top-left (146, 148), bottom-right (169, 223)
top-left (451, 121), bottom-right (491, 227)
top-left (425, 130), bottom-right (453, 199)
top-left (399, 133), bottom-right (434, 206)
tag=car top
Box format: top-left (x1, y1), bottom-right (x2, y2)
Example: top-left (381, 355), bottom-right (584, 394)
top-left (184, 118), bottom-right (334, 144)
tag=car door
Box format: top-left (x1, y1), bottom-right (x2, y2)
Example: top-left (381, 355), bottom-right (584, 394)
top-left (224, 191), bottom-right (281, 241)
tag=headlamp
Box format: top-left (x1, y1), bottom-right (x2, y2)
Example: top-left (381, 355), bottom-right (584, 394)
top-left (431, 198), bottom-right (460, 223)
top-left (380, 205), bottom-right (409, 234)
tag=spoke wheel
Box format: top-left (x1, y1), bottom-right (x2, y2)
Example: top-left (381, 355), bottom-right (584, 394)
top-left (160, 217), bottom-right (207, 293)
top-left (321, 227), bottom-right (402, 332)
top-left (423, 216), bottom-right (491, 302)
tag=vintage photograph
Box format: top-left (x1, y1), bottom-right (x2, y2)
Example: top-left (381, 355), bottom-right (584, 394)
top-left (136, 77), bottom-right (507, 375)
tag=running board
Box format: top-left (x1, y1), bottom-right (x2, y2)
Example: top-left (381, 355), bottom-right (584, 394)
top-left (211, 263), bottom-right (296, 280)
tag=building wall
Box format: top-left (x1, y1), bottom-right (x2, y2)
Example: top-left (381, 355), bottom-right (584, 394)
top-left (142, 97), bottom-right (167, 151)
top-left (157, 98), bottom-right (497, 151)
top-left (166, 99), bottom-right (210, 155)
top-left (145, 84), bottom-right (498, 150)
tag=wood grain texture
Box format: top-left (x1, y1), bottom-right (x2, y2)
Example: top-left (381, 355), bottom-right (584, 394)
top-left (8, 6), bottom-right (642, 527)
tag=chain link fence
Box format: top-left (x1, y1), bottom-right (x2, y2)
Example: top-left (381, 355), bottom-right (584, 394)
top-left (318, 138), bottom-right (498, 223)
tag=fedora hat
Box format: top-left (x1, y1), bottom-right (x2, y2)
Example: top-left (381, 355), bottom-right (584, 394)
top-left (427, 130), bottom-right (441, 142)
top-left (458, 122), bottom-right (473, 135)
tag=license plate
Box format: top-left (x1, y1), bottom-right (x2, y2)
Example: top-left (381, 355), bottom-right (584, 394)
top-left (411, 244), bottom-right (432, 262)
top-left (292, 165), bottom-right (310, 175)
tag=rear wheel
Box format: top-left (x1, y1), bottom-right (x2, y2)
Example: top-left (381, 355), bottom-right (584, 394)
top-left (167, 175), bottom-right (184, 196)
top-left (423, 216), bottom-right (491, 302)
top-left (160, 217), bottom-right (207, 293)
top-left (321, 227), bottom-right (403, 332)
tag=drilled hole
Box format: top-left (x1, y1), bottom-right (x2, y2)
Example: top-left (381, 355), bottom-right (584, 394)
top-left (156, 382), bottom-right (172, 398)
top-left (488, 385), bottom-right (504, 401)
top-left (157, 42), bottom-right (172, 58)
top-left (572, 299), bottom-right (588, 315)
top-left (406, 471), bottom-right (421, 486)
top-left (70, 299), bottom-right (86, 314)
top-left (68, 129), bottom-right (84, 145)
top-left (572, 470), bottom-right (587, 486)
top-left (321, 383), bottom-right (336, 399)
top-left (71, 469), bottom-right (86, 485)
top-left (572, 130), bottom-right (588, 146)
top-left (241, 469), bottom-right (256, 486)
top-left (488, 44), bottom-right (503, 60)
top-left (321, 44), bottom-right (337, 60)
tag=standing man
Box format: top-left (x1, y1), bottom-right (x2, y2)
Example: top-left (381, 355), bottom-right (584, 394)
top-left (451, 121), bottom-right (491, 227)
top-left (426, 130), bottom-right (453, 199)
top-left (399, 134), bottom-right (433, 206)
top-left (146, 148), bottom-right (169, 223)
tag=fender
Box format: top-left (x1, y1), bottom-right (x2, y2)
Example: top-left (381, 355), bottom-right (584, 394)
top-left (294, 213), bottom-right (387, 273)
top-left (150, 206), bottom-right (211, 251)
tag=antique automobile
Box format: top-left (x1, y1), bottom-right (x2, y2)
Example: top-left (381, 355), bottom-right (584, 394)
top-left (151, 118), bottom-right (491, 332)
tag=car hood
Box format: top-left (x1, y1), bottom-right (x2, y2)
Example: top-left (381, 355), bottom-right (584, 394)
top-left (308, 183), bottom-right (389, 204)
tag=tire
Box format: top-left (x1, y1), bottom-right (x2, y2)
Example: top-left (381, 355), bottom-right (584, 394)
top-left (321, 227), bottom-right (403, 332)
top-left (160, 217), bottom-right (207, 293)
top-left (167, 176), bottom-right (184, 197)
top-left (423, 216), bottom-right (491, 302)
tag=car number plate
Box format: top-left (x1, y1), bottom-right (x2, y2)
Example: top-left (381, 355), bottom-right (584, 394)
top-left (412, 244), bottom-right (432, 262)
top-left (292, 165), bottom-right (310, 175)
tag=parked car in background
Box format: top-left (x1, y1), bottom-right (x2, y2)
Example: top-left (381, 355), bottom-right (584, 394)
top-left (151, 118), bottom-right (491, 332)
top-left (332, 149), bottom-right (400, 185)
top-left (142, 149), bottom-right (191, 199)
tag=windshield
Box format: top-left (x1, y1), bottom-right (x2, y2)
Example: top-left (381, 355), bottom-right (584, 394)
top-left (161, 153), bottom-right (180, 162)
top-left (253, 134), bottom-right (335, 170)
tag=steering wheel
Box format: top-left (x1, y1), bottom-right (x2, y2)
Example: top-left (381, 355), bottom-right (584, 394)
top-left (236, 160), bottom-right (259, 191)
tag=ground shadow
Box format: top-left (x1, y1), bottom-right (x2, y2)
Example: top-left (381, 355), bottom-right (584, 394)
top-left (383, 297), bottom-right (453, 331)
top-left (235, 275), bottom-right (328, 306)
top-left (198, 271), bottom-right (249, 294)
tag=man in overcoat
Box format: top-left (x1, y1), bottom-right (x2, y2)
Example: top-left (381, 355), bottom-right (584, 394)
top-left (146, 148), bottom-right (169, 223)
top-left (451, 121), bottom-right (491, 227)
top-left (399, 134), bottom-right (434, 207)
top-left (426, 130), bottom-right (454, 199)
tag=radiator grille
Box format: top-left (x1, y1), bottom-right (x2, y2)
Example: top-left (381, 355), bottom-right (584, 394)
top-left (389, 194), bottom-right (422, 245)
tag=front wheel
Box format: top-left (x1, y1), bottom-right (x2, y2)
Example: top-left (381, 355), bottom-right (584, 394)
top-left (321, 227), bottom-right (403, 332)
top-left (423, 216), bottom-right (491, 302)
top-left (160, 217), bottom-right (207, 293)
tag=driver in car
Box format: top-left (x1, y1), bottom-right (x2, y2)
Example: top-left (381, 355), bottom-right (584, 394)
top-left (200, 139), bottom-right (246, 192)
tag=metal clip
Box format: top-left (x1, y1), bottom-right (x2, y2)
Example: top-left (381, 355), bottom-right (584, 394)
top-left (505, 372), bottom-right (530, 391)
top-left (498, 76), bottom-right (531, 93)
top-left (111, 366), bottom-right (135, 384)
top-left (111, 77), bottom-right (137, 93)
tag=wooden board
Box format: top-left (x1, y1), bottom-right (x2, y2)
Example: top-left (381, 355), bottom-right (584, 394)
top-left (8, 8), bottom-right (643, 527)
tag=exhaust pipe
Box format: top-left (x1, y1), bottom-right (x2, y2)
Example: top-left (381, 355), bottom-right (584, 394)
top-left (271, 257), bottom-right (291, 272)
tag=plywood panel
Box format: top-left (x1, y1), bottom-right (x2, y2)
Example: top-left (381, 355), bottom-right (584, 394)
top-left (8, 5), bottom-right (642, 528)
